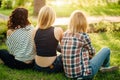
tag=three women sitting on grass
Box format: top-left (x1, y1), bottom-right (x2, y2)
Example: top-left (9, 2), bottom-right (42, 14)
top-left (0, 6), bottom-right (118, 80)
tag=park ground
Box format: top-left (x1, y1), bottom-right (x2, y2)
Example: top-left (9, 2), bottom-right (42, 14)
top-left (0, 14), bottom-right (120, 80)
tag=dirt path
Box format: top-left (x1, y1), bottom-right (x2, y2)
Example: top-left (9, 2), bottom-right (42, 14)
top-left (0, 14), bottom-right (120, 25)
top-left (0, 14), bottom-right (8, 21)
top-left (54, 16), bottom-right (120, 25)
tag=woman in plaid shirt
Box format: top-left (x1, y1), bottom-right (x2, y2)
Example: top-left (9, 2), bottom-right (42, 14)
top-left (61, 10), bottom-right (118, 79)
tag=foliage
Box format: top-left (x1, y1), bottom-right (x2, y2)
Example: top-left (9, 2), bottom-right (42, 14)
top-left (88, 21), bottom-right (120, 33)
top-left (1, 0), bottom-right (12, 9)
top-left (0, 0), bottom-right (33, 9)
top-left (0, 19), bottom-right (7, 34)
top-left (47, 0), bottom-right (120, 17)
top-left (113, 23), bottom-right (120, 31)
top-left (13, 0), bottom-right (26, 8)
top-left (0, 7), bottom-right (33, 16)
top-left (0, 19), bottom-right (7, 44)
top-left (58, 22), bottom-right (120, 33)
top-left (12, 0), bottom-right (33, 9)
top-left (82, 4), bottom-right (120, 16)
top-left (0, 0), bottom-right (120, 17)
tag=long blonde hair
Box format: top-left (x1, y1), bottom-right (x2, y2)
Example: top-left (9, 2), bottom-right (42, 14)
top-left (37, 6), bottom-right (56, 29)
top-left (68, 10), bottom-right (88, 34)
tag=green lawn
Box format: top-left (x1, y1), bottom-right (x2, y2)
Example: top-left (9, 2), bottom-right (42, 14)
top-left (0, 32), bottom-right (120, 80)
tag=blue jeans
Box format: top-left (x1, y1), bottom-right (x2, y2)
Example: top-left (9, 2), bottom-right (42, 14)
top-left (90, 47), bottom-right (110, 76)
top-left (80, 48), bottom-right (110, 79)
top-left (34, 55), bottom-right (64, 73)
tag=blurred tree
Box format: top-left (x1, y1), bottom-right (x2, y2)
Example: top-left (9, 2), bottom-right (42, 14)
top-left (12, 0), bottom-right (25, 8)
top-left (118, 0), bottom-right (120, 4)
top-left (33, 0), bottom-right (46, 16)
top-left (13, 0), bottom-right (33, 8)
top-left (1, 0), bottom-right (12, 9)
top-left (0, 0), bottom-right (1, 7)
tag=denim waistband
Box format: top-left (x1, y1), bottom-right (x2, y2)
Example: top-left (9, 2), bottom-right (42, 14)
top-left (34, 63), bottom-right (54, 69)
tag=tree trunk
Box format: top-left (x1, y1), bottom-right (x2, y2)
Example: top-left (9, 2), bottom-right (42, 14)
top-left (33, 0), bottom-right (46, 16)
top-left (118, 0), bottom-right (120, 4)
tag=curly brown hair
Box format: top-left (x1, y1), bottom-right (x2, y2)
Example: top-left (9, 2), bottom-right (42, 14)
top-left (7, 8), bottom-right (31, 29)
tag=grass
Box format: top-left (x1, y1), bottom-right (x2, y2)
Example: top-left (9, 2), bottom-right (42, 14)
top-left (0, 8), bottom-right (13, 16)
top-left (0, 32), bottom-right (120, 80)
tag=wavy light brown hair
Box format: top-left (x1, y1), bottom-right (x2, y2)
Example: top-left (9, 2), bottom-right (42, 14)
top-left (7, 8), bottom-right (30, 29)
top-left (68, 10), bottom-right (88, 34)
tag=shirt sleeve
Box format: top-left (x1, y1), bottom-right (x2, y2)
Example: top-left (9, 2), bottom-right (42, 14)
top-left (83, 33), bottom-right (95, 57)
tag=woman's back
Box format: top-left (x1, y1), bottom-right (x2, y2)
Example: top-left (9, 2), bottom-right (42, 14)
top-left (61, 31), bottom-right (92, 78)
top-left (6, 25), bottom-right (35, 62)
top-left (34, 27), bottom-right (58, 57)
top-left (34, 27), bottom-right (59, 67)
top-left (33, 5), bottom-right (63, 73)
top-left (0, 7), bottom-right (35, 69)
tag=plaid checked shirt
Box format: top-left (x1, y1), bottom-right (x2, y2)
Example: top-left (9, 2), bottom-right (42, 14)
top-left (61, 32), bottom-right (95, 78)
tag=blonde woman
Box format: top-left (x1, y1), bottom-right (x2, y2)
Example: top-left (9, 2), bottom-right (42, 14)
top-left (61, 10), bottom-right (118, 79)
top-left (33, 6), bottom-right (63, 73)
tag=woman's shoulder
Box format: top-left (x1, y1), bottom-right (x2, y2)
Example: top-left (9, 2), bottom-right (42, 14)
top-left (7, 29), bottom-right (14, 36)
top-left (54, 27), bottom-right (63, 41)
top-left (54, 27), bottom-right (63, 34)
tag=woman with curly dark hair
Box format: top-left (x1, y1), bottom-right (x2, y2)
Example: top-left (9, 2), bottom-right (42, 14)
top-left (0, 8), bottom-right (36, 69)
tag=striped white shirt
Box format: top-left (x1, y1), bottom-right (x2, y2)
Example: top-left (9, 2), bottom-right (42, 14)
top-left (6, 25), bottom-right (35, 62)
